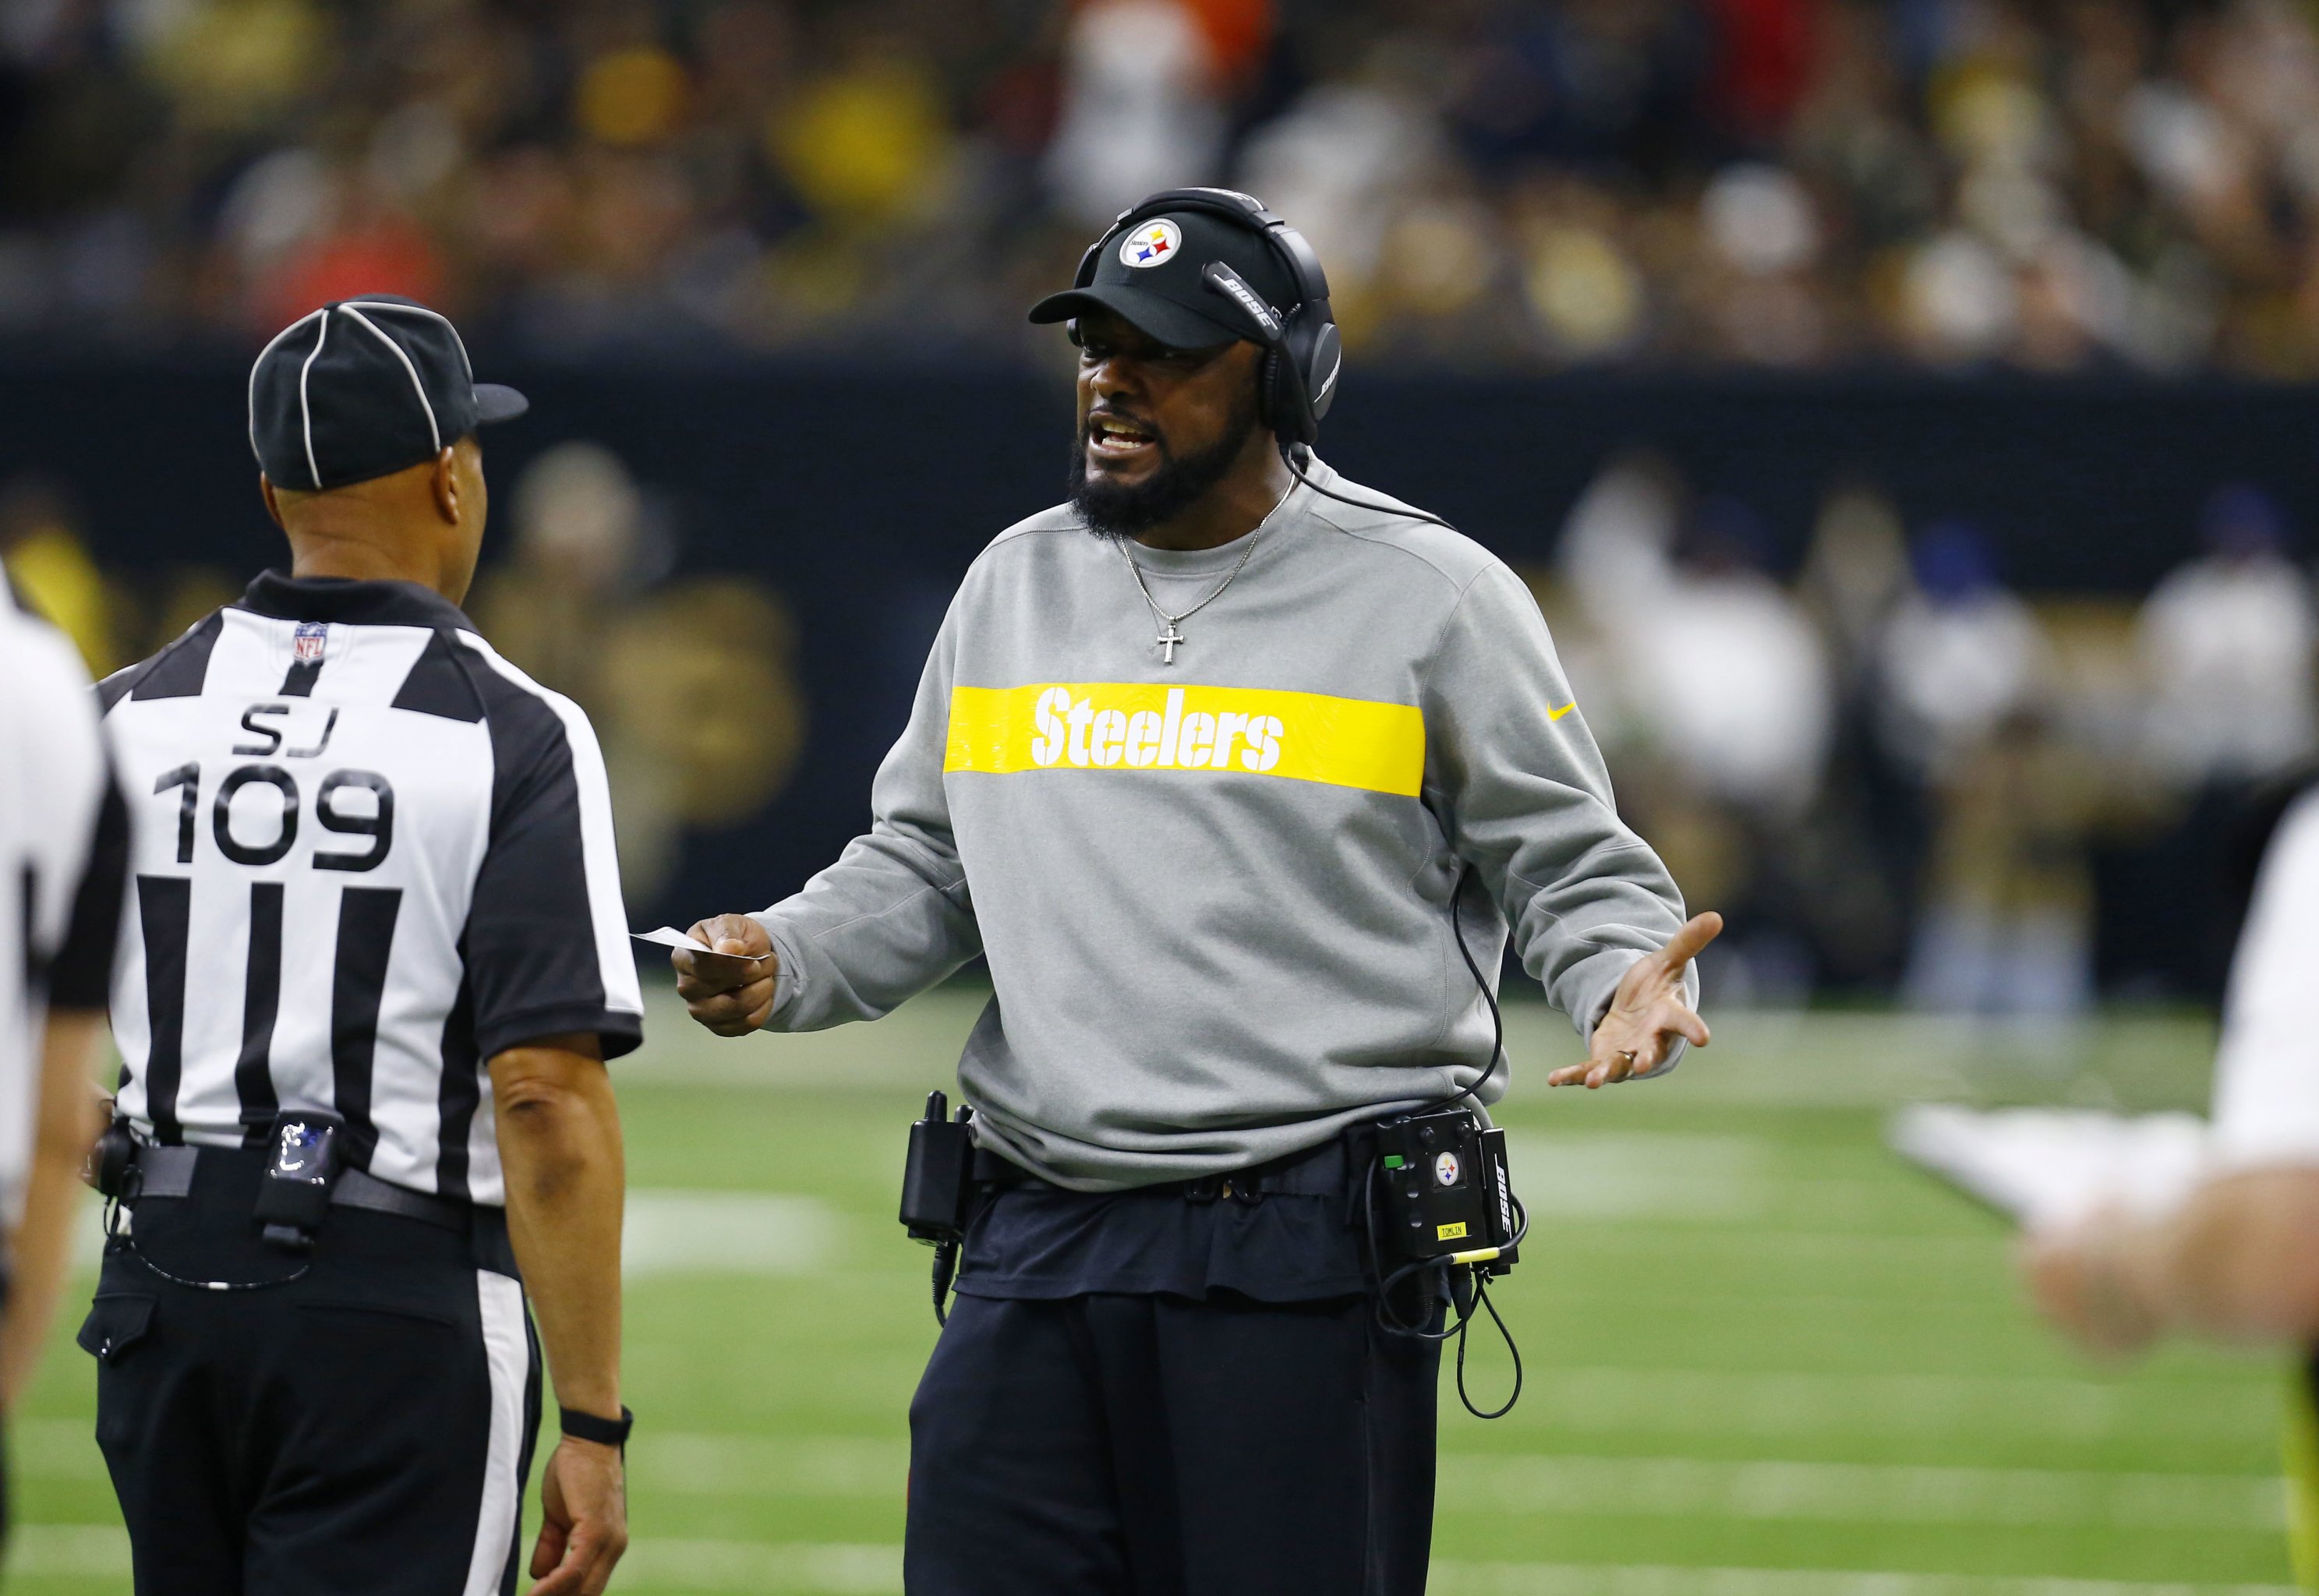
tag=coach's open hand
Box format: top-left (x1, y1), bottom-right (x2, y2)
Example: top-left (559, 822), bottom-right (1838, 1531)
top-left (673, 914), bottom-right (780, 1035)
top-left (1548, 913), bottom-right (1722, 1089)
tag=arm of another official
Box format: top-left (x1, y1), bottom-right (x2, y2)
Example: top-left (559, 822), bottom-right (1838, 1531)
top-left (491, 1036), bottom-right (628, 1596)
top-left (2024, 1169), bottom-right (2319, 1355)
top-left (1423, 562), bottom-right (1717, 1089)
top-left (2, 761), bottom-right (128, 1409)
top-left (0, 1012), bottom-right (105, 1408)
top-left (677, 601), bottom-right (981, 1036)
top-left (2024, 788), bottom-right (2319, 1356)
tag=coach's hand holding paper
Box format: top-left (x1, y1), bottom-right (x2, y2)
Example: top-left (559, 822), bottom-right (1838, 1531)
top-left (669, 914), bottom-right (781, 1036)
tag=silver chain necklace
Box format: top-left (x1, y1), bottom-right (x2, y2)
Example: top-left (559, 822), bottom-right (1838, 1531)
top-left (1115, 486), bottom-right (1292, 665)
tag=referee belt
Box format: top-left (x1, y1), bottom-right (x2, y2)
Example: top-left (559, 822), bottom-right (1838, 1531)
top-left (129, 1144), bottom-right (471, 1231)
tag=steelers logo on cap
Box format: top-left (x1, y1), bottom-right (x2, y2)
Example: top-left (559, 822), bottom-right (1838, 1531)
top-left (1119, 219), bottom-right (1182, 269)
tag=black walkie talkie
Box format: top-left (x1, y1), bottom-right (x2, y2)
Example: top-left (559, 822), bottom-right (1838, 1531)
top-left (899, 1091), bottom-right (976, 1323)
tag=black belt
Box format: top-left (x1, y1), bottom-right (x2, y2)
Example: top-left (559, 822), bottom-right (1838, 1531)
top-left (971, 1135), bottom-right (1348, 1206)
top-left (129, 1144), bottom-right (471, 1231)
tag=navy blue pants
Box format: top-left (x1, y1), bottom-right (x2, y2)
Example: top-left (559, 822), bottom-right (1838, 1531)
top-left (905, 1291), bottom-right (1439, 1596)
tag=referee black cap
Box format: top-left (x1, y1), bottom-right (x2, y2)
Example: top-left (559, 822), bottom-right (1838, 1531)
top-left (1029, 207), bottom-right (1303, 352)
top-left (249, 295), bottom-right (528, 493)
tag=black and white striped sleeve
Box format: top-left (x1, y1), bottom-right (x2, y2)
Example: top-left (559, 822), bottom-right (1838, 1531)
top-left (46, 766), bottom-right (129, 1012)
top-left (462, 640), bottom-right (645, 1061)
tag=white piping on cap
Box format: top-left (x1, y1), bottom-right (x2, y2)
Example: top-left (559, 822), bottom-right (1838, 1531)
top-left (248, 306), bottom-right (324, 468)
top-left (297, 308), bottom-right (332, 489)
top-left (338, 303), bottom-right (440, 454)
top-left (343, 299), bottom-right (474, 383)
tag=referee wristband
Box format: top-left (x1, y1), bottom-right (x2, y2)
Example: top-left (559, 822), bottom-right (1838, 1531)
top-left (560, 1404), bottom-right (634, 1450)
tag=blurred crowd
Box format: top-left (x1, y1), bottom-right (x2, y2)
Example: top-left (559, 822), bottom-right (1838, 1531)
top-left (12, 0), bottom-right (2319, 372)
top-left (1538, 457), bottom-right (2319, 1012)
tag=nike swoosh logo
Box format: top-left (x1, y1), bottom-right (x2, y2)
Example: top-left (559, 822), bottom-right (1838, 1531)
top-left (1548, 701), bottom-right (1578, 722)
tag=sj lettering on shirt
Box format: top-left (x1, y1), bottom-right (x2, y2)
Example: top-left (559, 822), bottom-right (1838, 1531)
top-left (949, 683), bottom-right (1419, 793)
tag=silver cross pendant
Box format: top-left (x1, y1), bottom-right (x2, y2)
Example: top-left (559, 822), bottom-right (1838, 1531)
top-left (1158, 621), bottom-right (1184, 665)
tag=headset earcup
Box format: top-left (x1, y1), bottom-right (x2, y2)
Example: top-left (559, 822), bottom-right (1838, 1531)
top-left (1269, 309), bottom-right (1318, 446)
top-left (1259, 345), bottom-right (1287, 436)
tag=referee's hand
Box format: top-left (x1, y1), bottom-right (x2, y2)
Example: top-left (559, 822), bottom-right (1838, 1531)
top-left (531, 1436), bottom-right (627, 1595)
top-left (1550, 912), bottom-right (1722, 1089)
top-left (673, 914), bottom-right (779, 1035)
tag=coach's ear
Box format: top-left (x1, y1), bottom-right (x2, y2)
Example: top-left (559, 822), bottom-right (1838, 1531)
top-left (260, 473), bottom-right (285, 531)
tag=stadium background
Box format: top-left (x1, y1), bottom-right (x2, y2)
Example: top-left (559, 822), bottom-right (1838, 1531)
top-left (3, 0), bottom-right (2315, 1588)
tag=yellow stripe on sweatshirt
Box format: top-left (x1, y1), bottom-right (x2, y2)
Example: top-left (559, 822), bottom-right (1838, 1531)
top-left (944, 683), bottom-right (1426, 797)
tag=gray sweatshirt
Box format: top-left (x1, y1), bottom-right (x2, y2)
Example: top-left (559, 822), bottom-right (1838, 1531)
top-left (754, 459), bottom-right (1692, 1189)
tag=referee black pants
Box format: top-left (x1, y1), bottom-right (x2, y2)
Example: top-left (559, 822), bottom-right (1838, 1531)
top-left (905, 1291), bottom-right (1439, 1596)
top-left (78, 1152), bottom-right (541, 1596)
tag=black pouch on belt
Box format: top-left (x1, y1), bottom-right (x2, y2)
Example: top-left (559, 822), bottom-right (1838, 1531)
top-left (252, 1110), bottom-right (346, 1253)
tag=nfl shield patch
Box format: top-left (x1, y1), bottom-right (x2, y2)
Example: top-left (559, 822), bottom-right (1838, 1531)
top-left (293, 622), bottom-right (328, 663)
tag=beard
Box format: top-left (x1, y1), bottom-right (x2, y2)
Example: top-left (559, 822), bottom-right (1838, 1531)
top-left (1069, 390), bottom-right (1263, 541)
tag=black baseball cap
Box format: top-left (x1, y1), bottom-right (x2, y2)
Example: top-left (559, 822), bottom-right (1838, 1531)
top-left (248, 295), bottom-right (528, 492)
top-left (1029, 207), bottom-right (1303, 351)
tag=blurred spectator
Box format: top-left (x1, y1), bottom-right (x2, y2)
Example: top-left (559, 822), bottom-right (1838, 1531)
top-left (1798, 482), bottom-right (1911, 696)
top-left (1631, 495), bottom-right (1833, 819)
top-left (1044, 0), bottom-right (1226, 225)
top-left (0, 478), bottom-right (116, 675)
top-left (469, 442), bottom-right (806, 902)
top-left (1904, 707), bottom-right (2102, 1022)
top-left (10, 0), bottom-right (2319, 369)
top-left (2136, 485), bottom-right (2319, 787)
top-left (1877, 521), bottom-right (2052, 777)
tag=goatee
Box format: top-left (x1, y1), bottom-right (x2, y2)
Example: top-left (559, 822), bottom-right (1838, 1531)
top-left (1069, 396), bottom-right (1261, 541)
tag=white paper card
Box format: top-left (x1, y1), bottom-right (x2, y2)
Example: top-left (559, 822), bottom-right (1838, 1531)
top-left (631, 927), bottom-right (774, 964)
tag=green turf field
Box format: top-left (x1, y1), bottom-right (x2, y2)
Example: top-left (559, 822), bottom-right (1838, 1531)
top-left (3, 988), bottom-right (2300, 1594)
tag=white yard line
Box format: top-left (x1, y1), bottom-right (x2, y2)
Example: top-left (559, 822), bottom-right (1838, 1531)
top-left (1429, 1563), bottom-right (2296, 1596)
top-left (619, 1432), bottom-right (2285, 1532)
top-left (1503, 1366), bottom-right (2276, 1440)
top-left (1434, 1453), bottom-right (2285, 1531)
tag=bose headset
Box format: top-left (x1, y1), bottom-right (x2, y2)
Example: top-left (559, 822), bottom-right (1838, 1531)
top-left (1075, 188), bottom-right (1455, 535)
top-left (1075, 186), bottom-right (1342, 447)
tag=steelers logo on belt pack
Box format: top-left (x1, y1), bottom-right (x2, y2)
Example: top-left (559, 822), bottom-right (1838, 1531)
top-left (1434, 1150), bottom-right (1462, 1187)
top-left (1119, 220), bottom-right (1182, 269)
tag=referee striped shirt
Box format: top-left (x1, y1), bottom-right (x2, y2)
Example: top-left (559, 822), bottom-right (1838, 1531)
top-left (98, 572), bottom-right (644, 1206)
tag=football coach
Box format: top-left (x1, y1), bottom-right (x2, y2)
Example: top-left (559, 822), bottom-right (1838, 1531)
top-left (676, 188), bottom-right (1718, 1594)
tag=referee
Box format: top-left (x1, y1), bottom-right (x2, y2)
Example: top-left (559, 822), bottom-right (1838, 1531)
top-left (1, 570), bottom-right (127, 1538)
top-left (85, 296), bottom-right (642, 1595)
top-left (676, 189), bottom-right (1717, 1592)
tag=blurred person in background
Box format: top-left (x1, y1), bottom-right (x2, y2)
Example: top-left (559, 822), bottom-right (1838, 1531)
top-left (2024, 773), bottom-right (2319, 1587)
top-left (2133, 483), bottom-right (2319, 990)
top-left (2137, 485), bottom-right (2319, 789)
top-left (1879, 522), bottom-right (2095, 1019)
top-left (470, 440), bottom-right (808, 907)
top-left (1638, 494), bottom-right (1833, 824)
top-left (1877, 521), bottom-right (2052, 780)
top-left (0, 568), bottom-right (128, 1548)
top-left (673, 186), bottom-right (1716, 1595)
top-left (0, 478), bottom-right (118, 676)
top-left (1619, 494), bottom-right (1833, 1000)
top-left (1903, 705), bottom-right (2102, 1024)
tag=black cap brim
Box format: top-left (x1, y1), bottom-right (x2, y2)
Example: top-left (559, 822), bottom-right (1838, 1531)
top-left (1027, 286), bottom-right (1242, 351)
top-left (474, 383), bottom-right (529, 424)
